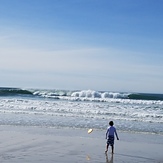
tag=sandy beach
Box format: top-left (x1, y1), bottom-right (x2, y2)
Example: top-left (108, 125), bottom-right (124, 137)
top-left (0, 126), bottom-right (162, 163)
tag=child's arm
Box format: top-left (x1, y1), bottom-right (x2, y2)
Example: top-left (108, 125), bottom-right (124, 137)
top-left (106, 129), bottom-right (109, 139)
top-left (115, 129), bottom-right (119, 140)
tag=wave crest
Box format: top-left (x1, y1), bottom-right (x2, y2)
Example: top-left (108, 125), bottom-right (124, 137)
top-left (71, 90), bottom-right (129, 99)
top-left (1, 87), bottom-right (163, 102)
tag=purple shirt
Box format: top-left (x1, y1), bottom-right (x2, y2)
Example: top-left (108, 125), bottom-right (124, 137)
top-left (106, 126), bottom-right (118, 139)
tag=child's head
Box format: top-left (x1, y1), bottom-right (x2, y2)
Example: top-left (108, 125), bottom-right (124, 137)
top-left (109, 121), bottom-right (114, 126)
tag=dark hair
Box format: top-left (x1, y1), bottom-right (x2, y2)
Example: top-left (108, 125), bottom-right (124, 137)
top-left (109, 121), bottom-right (114, 126)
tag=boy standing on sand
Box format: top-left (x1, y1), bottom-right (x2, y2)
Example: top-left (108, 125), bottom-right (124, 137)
top-left (105, 121), bottom-right (119, 154)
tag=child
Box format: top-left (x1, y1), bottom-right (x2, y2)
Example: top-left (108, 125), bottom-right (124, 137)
top-left (105, 121), bottom-right (119, 154)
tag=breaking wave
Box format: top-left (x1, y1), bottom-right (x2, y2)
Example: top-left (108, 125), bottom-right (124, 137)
top-left (1, 87), bottom-right (163, 101)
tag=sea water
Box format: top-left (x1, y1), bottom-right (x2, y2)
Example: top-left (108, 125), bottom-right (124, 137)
top-left (0, 88), bottom-right (163, 135)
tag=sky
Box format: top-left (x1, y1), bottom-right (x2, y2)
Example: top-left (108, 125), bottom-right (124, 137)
top-left (0, 0), bottom-right (163, 93)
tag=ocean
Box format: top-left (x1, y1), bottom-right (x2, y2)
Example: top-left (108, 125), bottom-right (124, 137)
top-left (0, 87), bottom-right (163, 135)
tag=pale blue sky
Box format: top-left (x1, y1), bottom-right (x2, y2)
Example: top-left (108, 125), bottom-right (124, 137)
top-left (0, 0), bottom-right (163, 93)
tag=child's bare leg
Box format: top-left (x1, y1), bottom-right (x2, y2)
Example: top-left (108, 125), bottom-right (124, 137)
top-left (111, 145), bottom-right (114, 154)
top-left (105, 144), bottom-right (109, 152)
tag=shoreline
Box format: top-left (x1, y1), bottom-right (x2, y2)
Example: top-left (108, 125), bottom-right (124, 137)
top-left (0, 125), bottom-right (163, 162)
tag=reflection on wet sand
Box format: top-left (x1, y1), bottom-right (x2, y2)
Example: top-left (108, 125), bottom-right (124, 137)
top-left (86, 155), bottom-right (91, 161)
top-left (105, 153), bottom-right (113, 163)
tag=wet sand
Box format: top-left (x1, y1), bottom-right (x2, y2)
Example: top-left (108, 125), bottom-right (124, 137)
top-left (0, 126), bottom-right (163, 163)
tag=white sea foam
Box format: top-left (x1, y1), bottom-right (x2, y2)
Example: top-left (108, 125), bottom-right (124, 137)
top-left (71, 90), bottom-right (129, 99)
top-left (32, 89), bottom-right (163, 105)
top-left (0, 97), bottom-right (163, 122)
top-left (0, 91), bottom-right (163, 134)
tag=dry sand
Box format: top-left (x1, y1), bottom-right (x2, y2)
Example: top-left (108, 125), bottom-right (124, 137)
top-left (0, 125), bottom-right (162, 163)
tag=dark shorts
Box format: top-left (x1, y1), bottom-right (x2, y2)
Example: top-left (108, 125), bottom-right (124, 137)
top-left (107, 135), bottom-right (114, 146)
